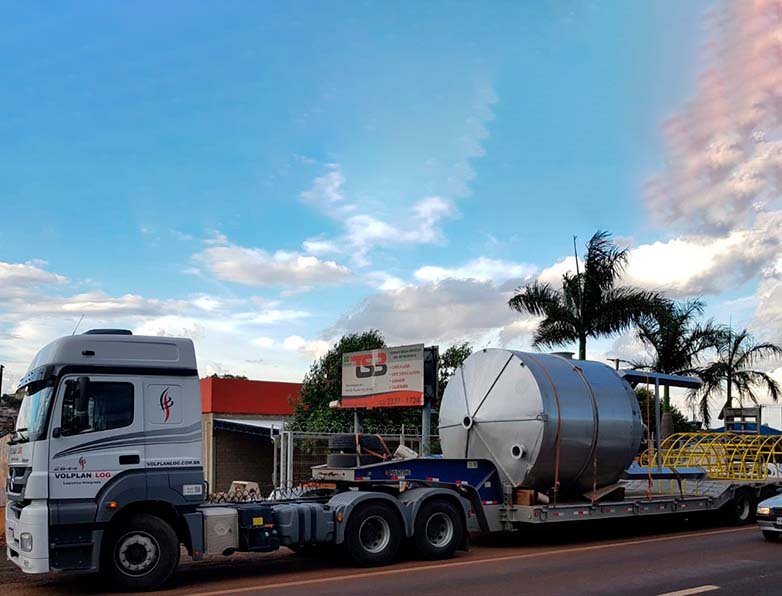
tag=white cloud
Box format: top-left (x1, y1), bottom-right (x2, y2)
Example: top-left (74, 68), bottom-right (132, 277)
top-left (754, 275), bottom-right (782, 345)
top-left (645, 2), bottom-right (782, 235)
top-left (195, 244), bottom-right (352, 287)
top-left (340, 196), bottom-right (459, 266)
top-left (367, 271), bottom-right (406, 291)
top-left (536, 216), bottom-right (782, 298)
top-left (204, 232), bottom-right (228, 246)
top-left (298, 164), bottom-right (461, 267)
top-left (244, 309), bottom-right (310, 325)
top-left (302, 238), bottom-right (341, 256)
top-left (300, 164), bottom-right (349, 208)
top-left (282, 335), bottom-right (331, 359)
top-left (623, 217), bottom-right (782, 296)
top-left (415, 257), bottom-right (535, 284)
top-left (0, 260), bottom-right (66, 293)
top-left (329, 277), bottom-right (532, 348)
top-left (252, 336), bottom-right (275, 348)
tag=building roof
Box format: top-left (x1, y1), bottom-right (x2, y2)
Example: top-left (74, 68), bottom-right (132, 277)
top-left (200, 376), bottom-right (301, 415)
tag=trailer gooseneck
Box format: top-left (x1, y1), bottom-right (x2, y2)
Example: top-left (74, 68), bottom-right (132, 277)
top-left (6, 332), bottom-right (780, 591)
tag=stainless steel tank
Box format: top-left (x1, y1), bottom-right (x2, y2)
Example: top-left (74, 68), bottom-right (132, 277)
top-left (438, 349), bottom-right (643, 493)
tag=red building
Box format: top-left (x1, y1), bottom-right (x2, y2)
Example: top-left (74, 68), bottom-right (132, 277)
top-left (200, 377), bottom-right (301, 492)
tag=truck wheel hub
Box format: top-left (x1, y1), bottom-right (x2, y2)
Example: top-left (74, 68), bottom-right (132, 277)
top-left (358, 515), bottom-right (390, 554)
top-left (425, 512), bottom-right (454, 548)
top-left (117, 532), bottom-right (159, 575)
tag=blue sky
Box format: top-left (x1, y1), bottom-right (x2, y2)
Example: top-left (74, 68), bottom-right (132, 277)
top-left (2, 1), bottom-right (781, 414)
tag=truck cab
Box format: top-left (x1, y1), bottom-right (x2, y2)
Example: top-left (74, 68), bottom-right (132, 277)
top-left (6, 330), bottom-right (205, 584)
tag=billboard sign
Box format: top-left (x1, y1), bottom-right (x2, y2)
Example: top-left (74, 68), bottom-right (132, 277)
top-left (341, 344), bottom-right (424, 408)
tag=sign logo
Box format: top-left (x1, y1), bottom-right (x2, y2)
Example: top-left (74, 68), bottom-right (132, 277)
top-left (350, 352), bottom-right (388, 379)
top-left (78, 456), bottom-right (86, 471)
top-left (159, 389), bottom-right (174, 423)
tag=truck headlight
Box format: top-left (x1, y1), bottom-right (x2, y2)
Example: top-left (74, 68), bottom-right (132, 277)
top-left (758, 506), bottom-right (771, 516)
top-left (19, 532), bottom-right (33, 552)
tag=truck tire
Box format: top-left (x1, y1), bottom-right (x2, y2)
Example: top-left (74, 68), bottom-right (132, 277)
top-left (343, 502), bottom-right (402, 566)
top-left (763, 530), bottom-right (782, 542)
top-left (412, 499), bottom-right (464, 560)
top-left (102, 513), bottom-right (180, 592)
top-left (728, 488), bottom-right (755, 525)
top-left (326, 453), bottom-right (382, 468)
top-left (329, 433), bottom-right (386, 454)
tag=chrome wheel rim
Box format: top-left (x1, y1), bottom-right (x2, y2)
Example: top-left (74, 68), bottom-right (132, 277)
top-left (116, 531), bottom-right (160, 576)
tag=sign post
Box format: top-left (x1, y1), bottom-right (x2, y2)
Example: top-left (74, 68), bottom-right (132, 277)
top-left (421, 346), bottom-right (439, 457)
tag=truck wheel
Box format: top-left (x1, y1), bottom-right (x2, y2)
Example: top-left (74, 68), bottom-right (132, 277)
top-left (343, 502), bottom-right (402, 566)
top-left (102, 513), bottom-right (180, 592)
top-left (729, 489), bottom-right (755, 525)
top-left (763, 530), bottom-right (782, 542)
top-left (413, 499), bottom-right (463, 560)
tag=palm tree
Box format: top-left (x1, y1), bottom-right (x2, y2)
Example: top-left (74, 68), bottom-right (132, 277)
top-left (509, 230), bottom-right (667, 360)
top-left (633, 299), bottom-right (721, 409)
top-left (691, 328), bottom-right (782, 427)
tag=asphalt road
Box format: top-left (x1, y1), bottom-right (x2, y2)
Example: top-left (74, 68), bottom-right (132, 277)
top-left (4, 516), bottom-right (781, 596)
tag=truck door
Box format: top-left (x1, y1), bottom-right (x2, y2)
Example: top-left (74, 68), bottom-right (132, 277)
top-left (48, 375), bottom-right (145, 500)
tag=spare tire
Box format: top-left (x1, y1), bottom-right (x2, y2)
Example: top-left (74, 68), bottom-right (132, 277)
top-left (328, 433), bottom-right (359, 451)
top-left (328, 433), bottom-right (388, 454)
top-left (326, 453), bottom-right (382, 468)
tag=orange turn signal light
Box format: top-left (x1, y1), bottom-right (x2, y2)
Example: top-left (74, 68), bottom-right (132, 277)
top-left (107, 501), bottom-right (118, 509)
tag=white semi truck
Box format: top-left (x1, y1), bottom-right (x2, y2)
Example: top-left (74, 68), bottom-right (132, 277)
top-left (7, 331), bottom-right (780, 591)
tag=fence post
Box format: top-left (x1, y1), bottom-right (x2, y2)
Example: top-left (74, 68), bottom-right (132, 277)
top-left (272, 425), bottom-right (278, 489)
top-left (286, 430), bottom-right (294, 491)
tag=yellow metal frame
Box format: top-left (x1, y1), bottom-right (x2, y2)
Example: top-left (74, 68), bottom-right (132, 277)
top-left (640, 432), bottom-right (782, 481)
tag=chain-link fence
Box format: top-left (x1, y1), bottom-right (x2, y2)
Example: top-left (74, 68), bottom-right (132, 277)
top-left (206, 422), bottom-right (439, 503)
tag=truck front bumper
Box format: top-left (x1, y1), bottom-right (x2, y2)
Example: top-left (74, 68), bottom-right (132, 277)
top-left (6, 501), bottom-right (50, 573)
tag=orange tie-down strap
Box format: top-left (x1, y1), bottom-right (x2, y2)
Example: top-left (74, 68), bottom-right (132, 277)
top-left (355, 433), bottom-right (393, 461)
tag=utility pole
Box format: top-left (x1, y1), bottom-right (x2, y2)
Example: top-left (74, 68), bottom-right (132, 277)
top-left (0, 364), bottom-right (4, 397)
top-left (607, 357), bottom-right (632, 371)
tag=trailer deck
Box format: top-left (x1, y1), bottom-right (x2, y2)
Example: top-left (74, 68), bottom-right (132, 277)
top-left (313, 457), bottom-right (782, 531)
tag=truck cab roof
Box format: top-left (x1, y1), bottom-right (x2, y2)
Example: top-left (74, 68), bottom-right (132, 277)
top-left (18, 332), bottom-right (198, 389)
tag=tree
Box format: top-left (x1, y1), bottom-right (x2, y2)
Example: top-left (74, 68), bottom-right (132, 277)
top-left (633, 299), bottom-right (721, 409)
top-left (436, 343), bottom-right (473, 407)
top-left (508, 230), bottom-right (667, 360)
top-left (691, 328), bottom-right (782, 427)
top-left (208, 373), bottom-right (249, 380)
top-left (1, 393), bottom-right (21, 409)
top-left (290, 330), bottom-right (421, 433)
top-left (635, 387), bottom-right (692, 435)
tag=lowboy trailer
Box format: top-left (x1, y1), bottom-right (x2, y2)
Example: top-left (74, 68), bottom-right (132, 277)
top-left (6, 331), bottom-right (778, 591)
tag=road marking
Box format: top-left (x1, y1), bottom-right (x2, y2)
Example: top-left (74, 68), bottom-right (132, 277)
top-left (658, 586), bottom-right (719, 596)
top-left (184, 527), bottom-right (750, 596)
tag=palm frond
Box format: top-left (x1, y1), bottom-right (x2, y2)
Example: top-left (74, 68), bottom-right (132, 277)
top-left (593, 287), bottom-right (668, 336)
top-left (508, 281), bottom-right (561, 317)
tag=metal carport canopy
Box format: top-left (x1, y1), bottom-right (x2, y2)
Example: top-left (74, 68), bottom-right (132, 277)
top-left (618, 370), bottom-right (702, 389)
top-left (213, 417), bottom-right (284, 442)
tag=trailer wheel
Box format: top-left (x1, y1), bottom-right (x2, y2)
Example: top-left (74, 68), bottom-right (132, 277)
top-left (102, 513), bottom-right (180, 592)
top-left (413, 499), bottom-right (463, 560)
top-left (729, 489), bottom-right (756, 525)
top-left (343, 502), bottom-right (402, 566)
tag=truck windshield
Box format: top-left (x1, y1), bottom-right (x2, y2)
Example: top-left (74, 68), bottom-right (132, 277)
top-left (14, 382), bottom-right (54, 442)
